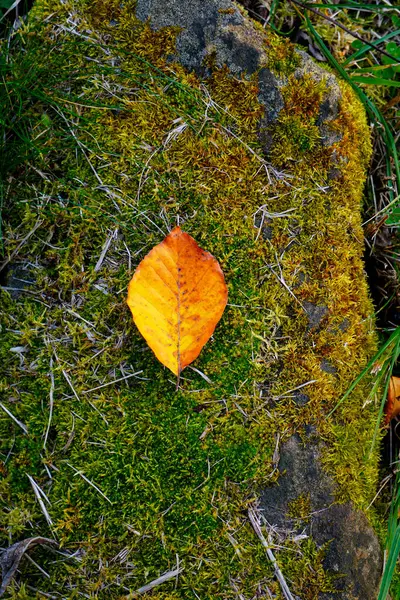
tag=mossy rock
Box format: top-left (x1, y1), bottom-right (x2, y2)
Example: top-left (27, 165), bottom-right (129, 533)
top-left (0, 0), bottom-right (383, 598)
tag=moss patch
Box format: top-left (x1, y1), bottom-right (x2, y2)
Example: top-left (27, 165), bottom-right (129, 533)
top-left (0, 1), bottom-right (379, 597)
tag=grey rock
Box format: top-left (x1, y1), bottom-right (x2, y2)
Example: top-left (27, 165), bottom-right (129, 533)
top-left (314, 504), bottom-right (383, 600)
top-left (303, 300), bottom-right (328, 330)
top-left (258, 67), bottom-right (285, 123)
top-left (261, 434), bottom-right (334, 534)
top-left (295, 50), bottom-right (342, 147)
top-left (338, 318), bottom-right (350, 332)
top-left (135, 0), bottom-right (251, 75)
top-left (135, 0), bottom-right (341, 148)
top-left (293, 391), bottom-right (309, 406)
top-left (320, 358), bottom-right (337, 375)
top-left (134, 4), bottom-right (379, 597)
top-left (261, 435), bottom-right (382, 600)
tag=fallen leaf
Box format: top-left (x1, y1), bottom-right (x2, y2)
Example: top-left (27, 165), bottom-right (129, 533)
top-left (384, 376), bottom-right (400, 425)
top-left (127, 226), bottom-right (228, 376)
top-left (0, 537), bottom-right (58, 597)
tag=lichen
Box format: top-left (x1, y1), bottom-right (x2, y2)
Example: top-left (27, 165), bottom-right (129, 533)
top-left (0, 0), bottom-right (380, 597)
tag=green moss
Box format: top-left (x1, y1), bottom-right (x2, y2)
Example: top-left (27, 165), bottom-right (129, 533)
top-left (282, 539), bottom-right (336, 600)
top-left (286, 493), bottom-right (312, 522)
top-left (266, 34), bottom-right (302, 75)
top-left (0, 0), bottom-right (379, 597)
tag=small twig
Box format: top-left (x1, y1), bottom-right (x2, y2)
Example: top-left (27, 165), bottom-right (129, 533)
top-left (219, 124), bottom-right (290, 184)
top-left (267, 251), bottom-right (305, 311)
top-left (290, 0), bottom-right (400, 63)
top-left (27, 475), bottom-right (53, 527)
top-left (188, 366), bottom-right (213, 385)
top-left (0, 401), bottom-right (28, 434)
top-left (94, 228), bottom-right (119, 272)
top-left (82, 370), bottom-right (147, 394)
top-left (62, 369), bottom-right (109, 425)
top-left (65, 462), bottom-right (112, 505)
top-left (248, 507), bottom-right (296, 600)
top-left (64, 308), bottom-right (106, 336)
top-left (43, 359), bottom-right (55, 450)
top-left (123, 241), bottom-right (132, 271)
top-left (130, 567), bottom-right (183, 596)
top-left (367, 473), bottom-right (393, 510)
top-left (62, 370), bottom-right (80, 402)
top-left (26, 586), bottom-right (58, 599)
top-left (0, 0), bottom-right (23, 22)
top-left (24, 554), bottom-right (50, 579)
top-left (276, 379), bottom-right (318, 399)
top-left (229, 578), bottom-right (246, 599)
top-left (0, 219), bottom-right (43, 274)
top-left (253, 206), bottom-right (296, 242)
top-left (136, 147), bottom-right (161, 204)
top-left (53, 107), bottom-right (123, 212)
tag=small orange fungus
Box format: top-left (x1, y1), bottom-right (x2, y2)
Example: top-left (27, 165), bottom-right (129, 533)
top-left (127, 226), bottom-right (228, 376)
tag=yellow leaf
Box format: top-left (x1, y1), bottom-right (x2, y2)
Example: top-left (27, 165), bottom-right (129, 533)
top-left (127, 226), bottom-right (228, 376)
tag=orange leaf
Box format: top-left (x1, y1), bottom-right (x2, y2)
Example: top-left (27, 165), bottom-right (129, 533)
top-left (127, 226), bottom-right (228, 376)
top-left (384, 376), bottom-right (400, 425)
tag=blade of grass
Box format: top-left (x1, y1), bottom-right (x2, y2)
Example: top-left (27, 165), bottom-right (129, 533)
top-left (327, 327), bottom-right (400, 418)
top-left (304, 14), bottom-right (400, 214)
top-left (378, 526), bottom-right (400, 600)
top-left (343, 29), bottom-right (400, 66)
top-left (369, 334), bottom-right (400, 455)
top-left (291, 0), bottom-right (400, 62)
top-left (353, 64), bottom-right (400, 73)
top-left (387, 468), bottom-right (400, 551)
top-left (302, 2), bottom-right (400, 11)
top-left (350, 76), bottom-right (400, 87)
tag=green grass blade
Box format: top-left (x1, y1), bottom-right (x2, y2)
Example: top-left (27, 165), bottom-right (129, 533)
top-left (350, 76), bottom-right (400, 87)
top-left (303, 2), bottom-right (400, 11)
top-left (304, 14), bottom-right (400, 217)
top-left (353, 64), bottom-right (400, 73)
top-left (378, 526), bottom-right (400, 600)
top-left (327, 327), bottom-right (400, 417)
top-left (343, 29), bottom-right (400, 66)
top-left (369, 334), bottom-right (400, 455)
top-left (387, 469), bottom-right (400, 550)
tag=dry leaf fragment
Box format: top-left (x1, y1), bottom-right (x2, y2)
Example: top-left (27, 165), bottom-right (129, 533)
top-left (0, 537), bottom-right (58, 597)
top-left (127, 226), bottom-right (228, 376)
top-left (384, 376), bottom-right (400, 425)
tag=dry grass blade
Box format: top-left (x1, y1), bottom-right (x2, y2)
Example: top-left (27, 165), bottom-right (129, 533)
top-left (0, 400), bottom-right (28, 434)
top-left (290, 0), bottom-right (399, 62)
top-left (130, 567), bottom-right (183, 596)
top-left (43, 358), bottom-right (55, 450)
top-left (65, 462), bottom-right (113, 505)
top-left (27, 474), bottom-right (53, 527)
top-left (94, 227), bottom-right (119, 272)
top-left (81, 370), bottom-right (146, 394)
top-left (248, 506), bottom-right (296, 600)
top-left (0, 218), bottom-right (42, 273)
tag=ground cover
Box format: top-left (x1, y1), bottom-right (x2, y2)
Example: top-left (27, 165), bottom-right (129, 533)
top-left (0, 0), bottom-right (385, 597)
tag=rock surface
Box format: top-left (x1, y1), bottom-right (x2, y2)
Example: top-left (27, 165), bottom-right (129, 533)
top-left (261, 435), bottom-right (382, 600)
top-left (135, 0), bottom-right (341, 144)
top-left (135, 1), bottom-right (382, 598)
